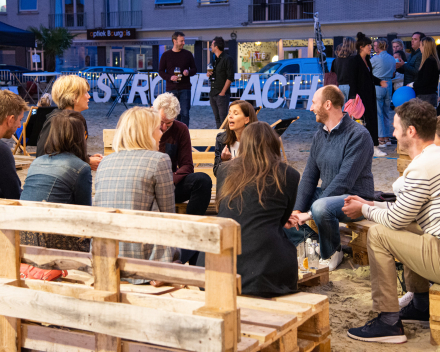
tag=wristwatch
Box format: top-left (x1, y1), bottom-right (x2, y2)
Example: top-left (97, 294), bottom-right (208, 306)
top-left (307, 210), bottom-right (313, 220)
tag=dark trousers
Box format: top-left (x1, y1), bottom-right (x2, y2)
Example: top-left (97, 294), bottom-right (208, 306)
top-left (169, 89), bottom-right (191, 127)
top-left (210, 94), bottom-right (230, 128)
top-left (175, 172), bottom-right (212, 265)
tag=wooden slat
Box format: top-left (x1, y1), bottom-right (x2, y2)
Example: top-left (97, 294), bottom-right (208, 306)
top-left (397, 158), bottom-right (411, 173)
top-left (0, 284), bottom-right (225, 352)
top-left (0, 200), bottom-right (238, 254)
top-left (237, 337), bottom-right (259, 352)
top-left (297, 338), bottom-right (314, 352)
top-left (189, 129), bottom-right (222, 147)
top-left (0, 229), bottom-right (21, 352)
top-left (241, 323), bottom-right (277, 343)
top-left (430, 284), bottom-right (440, 321)
top-left (103, 129), bottom-right (115, 148)
top-left (192, 152), bottom-right (215, 164)
top-left (273, 292), bottom-right (328, 310)
top-left (240, 308), bottom-right (297, 331)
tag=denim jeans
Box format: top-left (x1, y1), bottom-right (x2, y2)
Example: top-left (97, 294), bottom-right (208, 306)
top-left (210, 94), bottom-right (230, 129)
top-left (169, 89), bottom-right (191, 127)
top-left (339, 84), bottom-right (350, 105)
top-left (284, 188), bottom-right (363, 259)
top-left (375, 82), bottom-right (392, 138)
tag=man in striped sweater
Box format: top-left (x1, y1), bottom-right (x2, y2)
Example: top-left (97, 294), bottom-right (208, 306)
top-left (342, 98), bottom-right (440, 344)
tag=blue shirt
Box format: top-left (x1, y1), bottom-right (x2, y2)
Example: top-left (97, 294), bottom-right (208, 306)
top-left (20, 152), bottom-right (92, 206)
top-left (371, 51), bottom-right (396, 80)
top-left (294, 114), bottom-right (374, 212)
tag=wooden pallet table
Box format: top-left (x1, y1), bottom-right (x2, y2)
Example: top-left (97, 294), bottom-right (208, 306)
top-left (346, 220), bottom-right (377, 266)
top-left (298, 265), bottom-right (329, 287)
top-left (14, 155), bottom-right (35, 170)
top-left (430, 284), bottom-right (440, 346)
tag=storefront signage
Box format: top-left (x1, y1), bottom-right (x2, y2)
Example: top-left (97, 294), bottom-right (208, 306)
top-left (87, 28), bottom-right (136, 40)
top-left (91, 73), bottom-right (320, 109)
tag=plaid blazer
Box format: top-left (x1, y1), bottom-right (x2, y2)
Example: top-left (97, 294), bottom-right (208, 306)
top-left (94, 149), bottom-right (179, 284)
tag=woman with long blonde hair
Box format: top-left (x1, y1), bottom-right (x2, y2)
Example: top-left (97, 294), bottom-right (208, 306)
top-left (199, 122), bottom-right (300, 298)
top-left (94, 107), bottom-right (179, 284)
top-left (413, 36), bottom-right (440, 107)
top-left (330, 36), bottom-right (357, 102)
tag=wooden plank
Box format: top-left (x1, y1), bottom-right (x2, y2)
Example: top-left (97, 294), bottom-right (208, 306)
top-left (297, 338), bottom-right (314, 352)
top-left (297, 304), bottom-right (330, 336)
top-left (241, 323), bottom-right (277, 343)
top-left (103, 129), bottom-right (115, 148)
top-left (0, 229), bottom-right (21, 352)
top-left (430, 284), bottom-right (440, 321)
top-left (431, 319), bottom-right (440, 346)
top-left (0, 200), bottom-right (238, 254)
top-left (273, 292), bottom-right (328, 310)
top-left (297, 328), bottom-right (331, 343)
top-left (237, 337), bottom-right (259, 352)
top-left (22, 323), bottom-right (191, 352)
top-left (397, 158), bottom-right (411, 173)
top-left (192, 152), bottom-right (215, 164)
top-left (189, 129), bottom-right (222, 147)
top-left (93, 238), bottom-right (120, 351)
top-left (0, 284), bottom-right (225, 352)
top-left (166, 289), bottom-right (312, 320)
top-left (240, 308), bottom-right (297, 331)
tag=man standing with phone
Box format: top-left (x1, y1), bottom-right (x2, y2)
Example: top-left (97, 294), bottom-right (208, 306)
top-left (207, 37), bottom-right (235, 128)
top-left (159, 31), bottom-right (197, 127)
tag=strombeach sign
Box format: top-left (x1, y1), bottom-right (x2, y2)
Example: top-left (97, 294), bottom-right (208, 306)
top-left (92, 73), bottom-right (321, 109)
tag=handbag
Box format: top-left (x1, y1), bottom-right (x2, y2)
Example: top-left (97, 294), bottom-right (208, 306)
top-left (20, 263), bottom-right (68, 281)
top-left (344, 94), bottom-right (365, 120)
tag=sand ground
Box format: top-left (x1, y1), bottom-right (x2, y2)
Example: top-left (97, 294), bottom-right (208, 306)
top-left (5, 103), bottom-right (436, 351)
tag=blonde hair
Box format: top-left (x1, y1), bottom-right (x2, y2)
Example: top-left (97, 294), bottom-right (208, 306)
top-left (375, 38), bottom-right (388, 51)
top-left (0, 90), bottom-right (29, 125)
top-left (37, 93), bottom-right (52, 107)
top-left (338, 37), bottom-right (356, 58)
top-left (52, 75), bottom-right (90, 109)
top-left (153, 92), bottom-right (180, 121)
top-left (420, 37), bottom-right (440, 71)
top-left (113, 107), bottom-right (160, 153)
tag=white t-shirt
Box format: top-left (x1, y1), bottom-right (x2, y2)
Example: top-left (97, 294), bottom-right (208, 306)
top-left (230, 141), bottom-right (239, 159)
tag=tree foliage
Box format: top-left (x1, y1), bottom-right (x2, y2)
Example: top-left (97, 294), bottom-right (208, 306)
top-left (28, 25), bottom-right (77, 71)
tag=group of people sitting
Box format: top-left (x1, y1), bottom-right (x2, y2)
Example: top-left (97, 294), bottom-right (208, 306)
top-left (0, 73), bottom-right (439, 345)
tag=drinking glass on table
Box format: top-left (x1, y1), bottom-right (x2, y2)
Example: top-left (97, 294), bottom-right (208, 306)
top-left (297, 242), bottom-right (309, 273)
top-left (307, 240), bottom-right (320, 270)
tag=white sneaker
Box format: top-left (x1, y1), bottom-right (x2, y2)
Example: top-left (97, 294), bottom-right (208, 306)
top-left (378, 143), bottom-right (387, 148)
top-left (374, 146), bottom-right (387, 157)
top-left (320, 250), bottom-right (344, 271)
top-left (399, 291), bottom-right (414, 309)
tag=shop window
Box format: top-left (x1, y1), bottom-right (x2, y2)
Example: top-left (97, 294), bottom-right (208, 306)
top-left (0, 0), bottom-right (6, 12)
top-left (20, 0), bottom-right (37, 11)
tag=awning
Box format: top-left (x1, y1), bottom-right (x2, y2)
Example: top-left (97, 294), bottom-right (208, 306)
top-left (0, 21), bottom-right (36, 48)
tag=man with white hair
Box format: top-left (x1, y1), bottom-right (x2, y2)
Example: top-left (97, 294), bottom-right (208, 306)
top-left (153, 93), bottom-right (212, 263)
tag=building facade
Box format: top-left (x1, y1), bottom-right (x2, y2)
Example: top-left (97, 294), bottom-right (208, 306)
top-left (0, 0), bottom-right (439, 72)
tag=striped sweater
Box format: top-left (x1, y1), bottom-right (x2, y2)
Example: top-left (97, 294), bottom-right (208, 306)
top-left (362, 144), bottom-right (440, 239)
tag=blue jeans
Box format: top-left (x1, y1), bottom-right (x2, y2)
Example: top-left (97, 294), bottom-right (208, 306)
top-left (339, 84), bottom-right (350, 105)
top-left (375, 82), bottom-right (392, 138)
top-left (284, 188), bottom-right (363, 259)
top-left (169, 89), bottom-right (191, 127)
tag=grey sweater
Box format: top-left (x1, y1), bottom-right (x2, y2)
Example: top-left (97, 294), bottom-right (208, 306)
top-left (294, 114), bottom-right (374, 212)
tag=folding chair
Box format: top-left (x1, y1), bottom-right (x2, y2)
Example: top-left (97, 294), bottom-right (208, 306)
top-left (270, 117), bottom-right (299, 162)
top-left (13, 106), bottom-right (57, 156)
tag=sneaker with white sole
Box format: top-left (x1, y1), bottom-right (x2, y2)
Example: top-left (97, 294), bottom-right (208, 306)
top-left (399, 300), bottom-right (430, 327)
top-left (398, 292), bottom-right (414, 309)
top-left (319, 249), bottom-right (343, 271)
top-left (374, 146), bottom-right (387, 157)
top-left (347, 315), bottom-right (407, 344)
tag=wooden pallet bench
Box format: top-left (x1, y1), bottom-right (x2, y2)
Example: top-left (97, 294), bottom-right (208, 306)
top-left (14, 155), bottom-right (35, 170)
top-left (397, 143), bottom-right (411, 177)
top-left (0, 199), bottom-right (331, 352)
top-left (346, 220), bottom-right (377, 266)
top-left (430, 284), bottom-right (440, 346)
top-left (298, 265), bottom-right (329, 287)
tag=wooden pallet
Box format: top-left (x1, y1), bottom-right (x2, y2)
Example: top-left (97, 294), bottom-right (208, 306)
top-left (14, 155), bottom-right (35, 170)
top-left (430, 284), bottom-right (440, 346)
top-left (346, 220), bottom-right (377, 265)
top-left (298, 265), bottom-right (329, 287)
top-left (397, 143), bottom-right (411, 177)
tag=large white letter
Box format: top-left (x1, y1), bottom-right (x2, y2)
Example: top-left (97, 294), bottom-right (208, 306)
top-left (150, 75), bottom-right (164, 105)
top-left (230, 73), bottom-right (243, 95)
top-left (127, 74), bottom-right (150, 104)
top-left (261, 74), bottom-right (286, 109)
top-left (116, 74), bottom-right (129, 103)
top-left (193, 74), bottom-right (210, 106)
top-left (289, 75), bottom-right (319, 110)
top-left (190, 75), bottom-right (198, 105)
top-left (240, 74), bottom-right (262, 107)
top-left (93, 74), bottom-right (111, 103)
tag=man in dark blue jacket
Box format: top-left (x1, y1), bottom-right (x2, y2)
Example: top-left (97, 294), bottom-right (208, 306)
top-left (284, 85), bottom-right (374, 271)
top-left (396, 32), bottom-right (425, 86)
top-left (0, 90), bottom-right (29, 199)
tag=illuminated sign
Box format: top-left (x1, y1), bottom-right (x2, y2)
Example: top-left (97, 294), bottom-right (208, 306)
top-left (87, 29), bottom-right (136, 40)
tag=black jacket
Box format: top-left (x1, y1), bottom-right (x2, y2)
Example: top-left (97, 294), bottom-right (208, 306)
top-left (413, 56), bottom-right (440, 96)
top-left (213, 131), bottom-right (227, 177)
top-left (397, 49), bottom-right (422, 86)
top-left (210, 52), bottom-right (235, 97)
top-left (331, 56), bottom-right (355, 85)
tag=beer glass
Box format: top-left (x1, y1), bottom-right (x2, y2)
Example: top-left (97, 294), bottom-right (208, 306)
top-left (174, 67), bottom-right (181, 83)
top-left (207, 63), bottom-right (213, 86)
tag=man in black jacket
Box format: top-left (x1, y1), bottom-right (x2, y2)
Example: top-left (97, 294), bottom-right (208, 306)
top-left (396, 32), bottom-right (425, 85)
top-left (207, 37), bottom-right (235, 128)
top-left (0, 90), bottom-right (29, 199)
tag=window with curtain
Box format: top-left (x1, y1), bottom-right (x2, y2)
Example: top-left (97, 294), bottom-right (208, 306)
top-left (408, 0), bottom-right (440, 13)
top-left (20, 0), bottom-right (38, 11)
top-left (0, 0), bottom-right (6, 12)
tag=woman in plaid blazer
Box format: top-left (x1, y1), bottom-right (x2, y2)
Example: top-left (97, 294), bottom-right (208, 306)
top-left (94, 107), bottom-right (180, 284)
